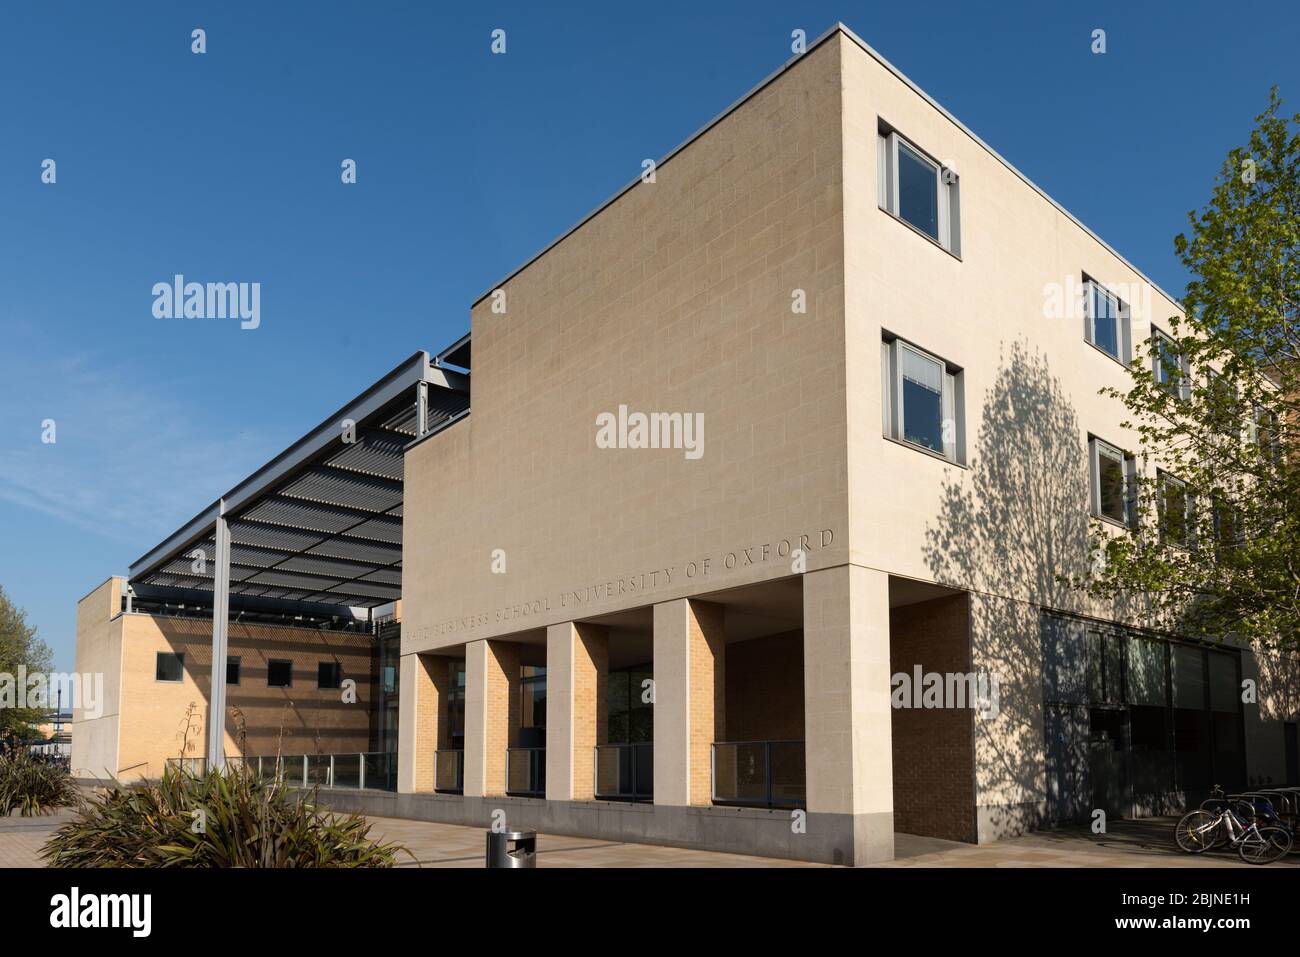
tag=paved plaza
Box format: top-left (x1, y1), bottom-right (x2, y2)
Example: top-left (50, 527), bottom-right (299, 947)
top-left (3, 808), bottom-right (1295, 868)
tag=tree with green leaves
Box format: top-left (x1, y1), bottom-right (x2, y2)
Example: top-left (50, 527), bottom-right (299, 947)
top-left (1085, 90), bottom-right (1299, 655)
top-left (0, 585), bottom-right (54, 741)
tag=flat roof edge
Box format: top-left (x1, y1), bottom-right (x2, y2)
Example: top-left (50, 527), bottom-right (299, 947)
top-left (471, 22), bottom-right (1185, 316)
top-left (76, 575), bottom-right (124, 608)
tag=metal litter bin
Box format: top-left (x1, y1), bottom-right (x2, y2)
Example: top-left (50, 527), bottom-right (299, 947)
top-left (486, 828), bottom-right (537, 868)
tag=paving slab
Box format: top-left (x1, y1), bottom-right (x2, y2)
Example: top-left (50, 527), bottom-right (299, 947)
top-left (5, 808), bottom-right (1295, 869)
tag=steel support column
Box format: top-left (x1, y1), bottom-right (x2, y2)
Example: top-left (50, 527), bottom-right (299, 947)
top-left (207, 499), bottom-right (231, 771)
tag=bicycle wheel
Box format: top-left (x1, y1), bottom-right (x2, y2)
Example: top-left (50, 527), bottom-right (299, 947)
top-left (1175, 810), bottom-right (1222, 853)
top-left (1239, 825), bottom-right (1292, 865)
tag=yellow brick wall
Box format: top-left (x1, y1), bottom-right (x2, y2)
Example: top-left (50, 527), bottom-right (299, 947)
top-left (69, 578), bottom-right (125, 779)
top-left (572, 624), bottom-right (609, 799)
top-left (482, 640), bottom-right (519, 795)
top-left (409, 652), bottom-right (453, 791)
top-left (688, 601), bottom-right (725, 805)
top-left (116, 613), bottom-right (376, 780)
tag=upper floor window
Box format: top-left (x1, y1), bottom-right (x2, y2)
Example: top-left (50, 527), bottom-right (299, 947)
top-left (1157, 470), bottom-right (1192, 547)
top-left (1089, 436), bottom-right (1135, 527)
top-left (1211, 495), bottom-right (1241, 560)
top-left (1250, 406), bottom-right (1282, 462)
top-left (267, 659), bottom-right (293, 688)
top-left (1083, 278), bottom-right (1131, 363)
top-left (881, 335), bottom-right (965, 464)
top-left (878, 127), bottom-right (961, 255)
top-left (1152, 328), bottom-right (1189, 400)
top-left (226, 655), bottom-right (241, 686)
top-left (317, 661), bottom-right (342, 689)
top-left (155, 652), bottom-right (184, 683)
top-left (1205, 369), bottom-right (1247, 438)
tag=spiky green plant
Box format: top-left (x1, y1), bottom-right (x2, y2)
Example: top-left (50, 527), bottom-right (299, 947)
top-left (41, 764), bottom-right (405, 868)
top-left (0, 750), bottom-right (83, 817)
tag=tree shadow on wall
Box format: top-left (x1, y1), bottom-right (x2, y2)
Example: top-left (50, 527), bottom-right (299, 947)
top-left (922, 341), bottom-right (1101, 837)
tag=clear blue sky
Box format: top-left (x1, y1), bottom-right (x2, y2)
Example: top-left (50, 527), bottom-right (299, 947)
top-left (2, 0), bottom-right (1297, 672)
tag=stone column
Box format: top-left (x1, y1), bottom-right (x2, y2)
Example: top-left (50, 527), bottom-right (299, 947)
top-left (653, 598), bottom-right (725, 807)
top-left (546, 622), bottom-right (608, 801)
top-left (463, 640), bottom-right (488, 797)
top-left (803, 564), bottom-right (894, 864)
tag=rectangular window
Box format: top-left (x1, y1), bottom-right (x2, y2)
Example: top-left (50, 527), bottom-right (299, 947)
top-left (1086, 630), bottom-right (1124, 705)
top-left (1090, 436), bottom-right (1135, 526)
top-left (1126, 636), bottom-right (1168, 708)
top-left (897, 141), bottom-right (939, 241)
top-left (317, 662), bottom-right (342, 689)
top-left (1172, 645), bottom-right (1212, 790)
top-left (1206, 370), bottom-right (1242, 436)
top-left (267, 659), bottom-right (293, 688)
top-left (1208, 651), bottom-right (1245, 784)
top-left (1152, 329), bottom-right (1189, 399)
top-left (882, 336), bottom-right (964, 464)
top-left (1253, 406), bottom-right (1282, 462)
top-left (1157, 470), bottom-right (1192, 548)
top-left (520, 666), bottom-right (547, 729)
top-left (1240, 398), bottom-right (1281, 457)
top-left (155, 652), bottom-right (184, 683)
top-left (226, 655), bottom-right (241, 686)
top-left (1086, 631), bottom-right (1103, 703)
top-left (446, 660), bottom-right (466, 749)
top-left (878, 127), bottom-right (960, 254)
top-left (605, 666), bottom-right (654, 744)
top-left (1083, 278), bottom-right (1130, 363)
top-left (1212, 495), bottom-right (1241, 561)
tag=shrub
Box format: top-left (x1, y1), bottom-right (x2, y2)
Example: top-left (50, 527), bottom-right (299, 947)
top-left (0, 749), bottom-right (83, 817)
top-left (42, 764), bottom-right (405, 867)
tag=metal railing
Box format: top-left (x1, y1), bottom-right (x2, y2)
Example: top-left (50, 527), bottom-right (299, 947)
top-left (506, 747), bottom-right (546, 797)
top-left (711, 740), bottom-right (805, 808)
top-left (171, 753), bottom-right (398, 791)
top-left (167, 756), bottom-right (207, 776)
top-left (26, 741), bottom-right (72, 758)
top-left (434, 749), bottom-right (464, 793)
top-left (594, 743), bottom-right (653, 802)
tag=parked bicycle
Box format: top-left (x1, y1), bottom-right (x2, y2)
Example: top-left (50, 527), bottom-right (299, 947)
top-left (1175, 786), bottom-right (1293, 864)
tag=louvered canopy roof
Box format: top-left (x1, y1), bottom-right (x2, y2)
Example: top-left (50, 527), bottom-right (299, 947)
top-left (128, 350), bottom-right (469, 612)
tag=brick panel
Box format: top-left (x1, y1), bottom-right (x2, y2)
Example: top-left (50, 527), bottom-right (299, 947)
top-left (725, 629), bottom-right (804, 741)
top-left (889, 593), bottom-right (976, 842)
